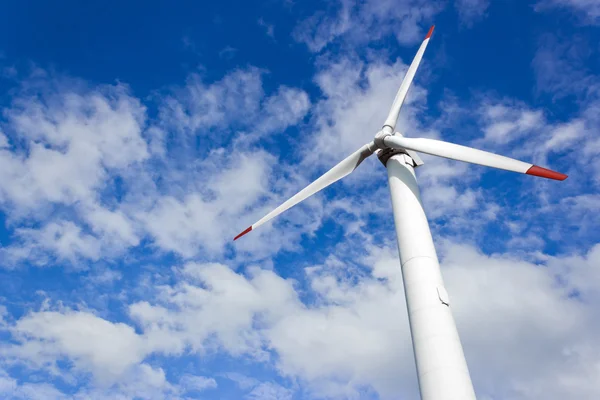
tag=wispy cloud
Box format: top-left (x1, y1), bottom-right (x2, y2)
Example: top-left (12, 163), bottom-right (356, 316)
top-left (532, 33), bottom-right (599, 100)
top-left (258, 18), bottom-right (275, 39)
top-left (292, 0), bottom-right (442, 52)
top-left (536, 0), bottom-right (600, 24)
top-left (455, 0), bottom-right (490, 27)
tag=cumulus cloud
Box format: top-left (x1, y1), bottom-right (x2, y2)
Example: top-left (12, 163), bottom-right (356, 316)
top-left (157, 68), bottom-right (310, 141)
top-left (4, 220), bottom-right (103, 266)
top-left (0, 79), bottom-right (148, 212)
top-left (6, 310), bottom-right (147, 383)
top-left (0, 372), bottom-right (69, 400)
top-left (157, 68), bottom-right (265, 135)
top-left (2, 239), bottom-right (600, 399)
top-left (0, 77), bottom-right (149, 266)
top-left (137, 151), bottom-right (273, 257)
top-left (0, 66), bottom-right (312, 265)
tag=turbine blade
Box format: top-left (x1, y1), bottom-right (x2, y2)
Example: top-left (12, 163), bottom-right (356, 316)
top-left (384, 136), bottom-right (567, 181)
top-left (234, 142), bottom-right (376, 240)
top-left (383, 25), bottom-right (435, 131)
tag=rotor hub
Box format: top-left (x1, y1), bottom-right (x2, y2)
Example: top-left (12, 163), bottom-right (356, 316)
top-left (373, 128), bottom-right (393, 149)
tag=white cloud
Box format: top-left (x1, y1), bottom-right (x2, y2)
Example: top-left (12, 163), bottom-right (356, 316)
top-left (532, 33), bottom-right (598, 99)
top-left (292, 0), bottom-right (353, 53)
top-left (0, 370), bottom-right (17, 394)
top-left (258, 18), bottom-right (275, 39)
top-left (0, 65), bottom-right (313, 264)
top-left (0, 77), bottom-right (151, 265)
top-left (536, 0), bottom-right (600, 23)
top-left (224, 372), bottom-right (260, 390)
top-left (266, 255), bottom-right (416, 399)
top-left (548, 243), bottom-right (600, 302)
top-left (246, 381), bottom-right (293, 400)
top-left (0, 130), bottom-right (8, 148)
top-left (455, 0), bottom-right (490, 26)
top-left (128, 262), bottom-right (301, 358)
top-left (472, 96), bottom-right (597, 189)
top-left (0, 373), bottom-right (68, 400)
top-left (0, 81), bottom-right (147, 211)
top-left (2, 237), bottom-right (600, 399)
top-left (3, 221), bottom-right (102, 266)
top-left (71, 363), bottom-right (182, 400)
top-left (137, 150), bottom-right (275, 257)
top-left (0, 306), bottom-right (7, 328)
top-left (257, 86), bottom-right (310, 135)
top-left (0, 364), bottom-right (183, 400)
top-left (224, 373), bottom-right (293, 400)
top-left (83, 205), bottom-right (139, 247)
top-left (218, 46), bottom-right (238, 60)
top-left (293, 0), bottom-right (442, 52)
top-left (6, 310), bottom-right (147, 384)
top-left (441, 241), bottom-right (600, 399)
top-left (179, 374), bottom-right (217, 392)
top-left (480, 103), bottom-right (545, 144)
top-left (85, 268), bottom-right (123, 285)
top-left (158, 68), bottom-right (264, 134)
top-left (157, 67), bottom-right (309, 140)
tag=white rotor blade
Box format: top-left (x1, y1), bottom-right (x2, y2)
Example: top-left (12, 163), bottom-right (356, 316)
top-left (384, 135), bottom-right (568, 180)
top-left (383, 25), bottom-right (434, 131)
top-left (234, 142), bottom-right (376, 240)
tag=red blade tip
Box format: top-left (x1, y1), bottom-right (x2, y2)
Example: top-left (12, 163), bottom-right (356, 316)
top-left (526, 165), bottom-right (568, 181)
top-left (425, 25), bottom-right (435, 39)
top-left (234, 226), bottom-right (252, 241)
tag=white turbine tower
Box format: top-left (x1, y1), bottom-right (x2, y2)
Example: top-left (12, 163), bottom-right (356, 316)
top-left (234, 26), bottom-right (567, 400)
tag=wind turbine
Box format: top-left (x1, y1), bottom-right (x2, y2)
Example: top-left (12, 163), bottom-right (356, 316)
top-left (234, 26), bottom-right (567, 400)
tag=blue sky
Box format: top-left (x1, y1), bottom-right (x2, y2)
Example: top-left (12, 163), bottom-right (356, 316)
top-left (0, 0), bottom-right (599, 399)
